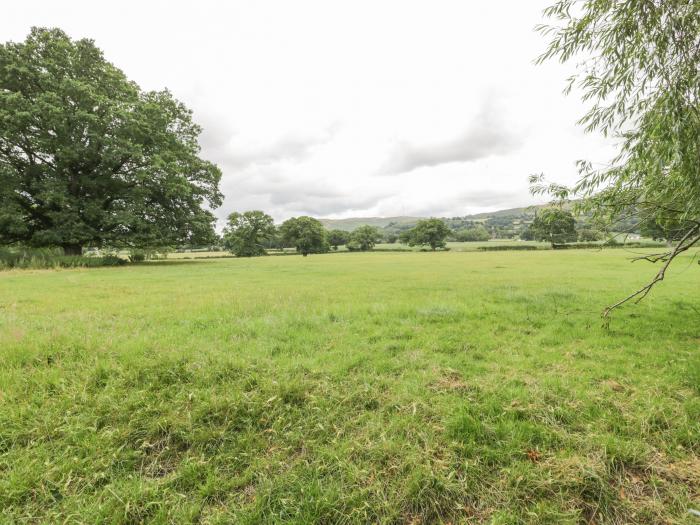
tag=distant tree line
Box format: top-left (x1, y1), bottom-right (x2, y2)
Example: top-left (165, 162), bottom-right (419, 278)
top-left (220, 208), bottom-right (675, 257)
top-left (221, 213), bottom-right (460, 257)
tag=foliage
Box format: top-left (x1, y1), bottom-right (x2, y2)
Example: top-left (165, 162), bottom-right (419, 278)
top-left (577, 228), bottom-right (602, 243)
top-left (453, 226), bottom-right (490, 242)
top-left (639, 217), bottom-right (690, 243)
top-left (1, 251), bottom-right (698, 523)
top-left (405, 219), bottom-right (451, 250)
top-left (349, 225), bottom-right (382, 251)
top-left (529, 208), bottom-right (577, 246)
top-left (0, 247), bottom-right (125, 269)
top-left (261, 226), bottom-right (285, 251)
top-left (279, 216), bottom-right (328, 256)
top-left (327, 229), bottom-right (349, 250)
top-left (519, 226), bottom-right (535, 241)
top-left (0, 28), bottom-right (222, 255)
top-left (535, 0), bottom-right (700, 312)
top-left (222, 211), bottom-right (276, 257)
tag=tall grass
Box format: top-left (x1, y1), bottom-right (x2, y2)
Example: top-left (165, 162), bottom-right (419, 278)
top-left (0, 247), bottom-right (125, 269)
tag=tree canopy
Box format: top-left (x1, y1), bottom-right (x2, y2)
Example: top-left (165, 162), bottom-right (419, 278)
top-left (529, 208), bottom-right (577, 246)
top-left (406, 218), bottom-right (451, 250)
top-left (453, 225), bottom-right (490, 242)
top-left (534, 0), bottom-right (700, 314)
top-left (327, 229), bottom-right (349, 250)
top-left (280, 216), bottom-right (328, 256)
top-left (222, 211), bottom-right (275, 257)
top-left (349, 225), bottom-right (382, 251)
top-left (0, 28), bottom-right (222, 255)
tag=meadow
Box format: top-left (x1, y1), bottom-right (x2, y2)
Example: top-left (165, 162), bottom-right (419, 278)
top-left (0, 250), bottom-right (698, 524)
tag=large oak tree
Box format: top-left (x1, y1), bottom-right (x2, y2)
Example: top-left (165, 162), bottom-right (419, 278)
top-left (0, 28), bottom-right (222, 255)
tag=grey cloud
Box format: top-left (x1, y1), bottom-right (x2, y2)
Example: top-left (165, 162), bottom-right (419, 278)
top-left (400, 188), bottom-right (526, 218)
top-left (201, 122), bottom-right (340, 169)
top-left (221, 135), bottom-right (320, 167)
top-left (215, 166), bottom-right (393, 222)
top-left (263, 182), bottom-right (391, 217)
top-left (381, 104), bottom-right (521, 175)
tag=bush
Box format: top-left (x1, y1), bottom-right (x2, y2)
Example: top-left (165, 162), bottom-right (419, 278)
top-left (0, 247), bottom-right (126, 270)
top-left (345, 240), bottom-right (362, 252)
top-left (128, 251), bottom-right (146, 263)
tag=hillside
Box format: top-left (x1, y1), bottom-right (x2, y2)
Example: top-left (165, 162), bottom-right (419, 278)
top-left (318, 205), bottom-right (545, 234)
top-left (318, 216), bottom-right (423, 232)
top-left (316, 201), bottom-right (622, 239)
top-left (319, 205), bottom-right (548, 231)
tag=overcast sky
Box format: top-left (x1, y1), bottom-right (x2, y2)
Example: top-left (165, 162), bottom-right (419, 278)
top-left (4, 1), bottom-right (614, 223)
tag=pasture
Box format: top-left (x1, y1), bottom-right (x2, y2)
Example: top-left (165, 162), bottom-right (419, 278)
top-left (0, 250), bottom-right (698, 524)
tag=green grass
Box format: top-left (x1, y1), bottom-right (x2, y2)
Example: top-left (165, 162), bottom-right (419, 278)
top-left (0, 250), bottom-right (698, 524)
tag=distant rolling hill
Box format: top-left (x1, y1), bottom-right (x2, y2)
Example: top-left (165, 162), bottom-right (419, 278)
top-left (317, 201), bottom-right (637, 238)
top-left (318, 216), bottom-right (423, 232)
top-left (318, 205), bottom-right (548, 231)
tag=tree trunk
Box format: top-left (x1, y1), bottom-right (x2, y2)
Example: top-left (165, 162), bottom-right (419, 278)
top-left (62, 244), bottom-right (83, 256)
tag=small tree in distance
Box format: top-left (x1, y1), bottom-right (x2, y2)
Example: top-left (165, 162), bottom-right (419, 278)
top-left (530, 208), bottom-right (577, 247)
top-left (407, 218), bottom-right (451, 250)
top-left (280, 216), bottom-right (328, 256)
top-left (349, 226), bottom-right (382, 251)
top-left (222, 211), bottom-right (275, 257)
top-left (327, 229), bottom-right (349, 250)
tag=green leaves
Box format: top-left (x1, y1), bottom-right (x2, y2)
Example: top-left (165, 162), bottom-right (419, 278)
top-left (222, 211), bottom-right (276, 257)
top-left (537, 0), bottom-right (700, 228)
top-left (536, 0), bottom-right (700, 310)
top-left (280, 216), bottom-right (328, 256)
top-left (530, 208), bottom-right (577, 246)
top-left (349, 225), bottom-right (382, 251)
top-left (406, 218), bottom-right (451, 250)
top-left (0, 28), bottom-right (222, 253)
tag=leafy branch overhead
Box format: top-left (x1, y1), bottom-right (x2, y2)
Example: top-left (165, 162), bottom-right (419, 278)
top-left (535, 0), bottom-right (700, 315)
top-left (0, 28), bottom-right (222, 254)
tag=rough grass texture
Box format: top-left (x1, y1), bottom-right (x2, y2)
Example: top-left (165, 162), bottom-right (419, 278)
top-left (0, 250), bottom-right (698, 524)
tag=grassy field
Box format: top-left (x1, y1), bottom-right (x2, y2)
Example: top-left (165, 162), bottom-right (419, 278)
top-left (0, 250), bottom-right (698, 524)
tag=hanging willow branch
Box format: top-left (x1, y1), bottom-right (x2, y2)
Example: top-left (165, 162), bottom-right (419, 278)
top-left (603, 224), bottom-right (700, 318)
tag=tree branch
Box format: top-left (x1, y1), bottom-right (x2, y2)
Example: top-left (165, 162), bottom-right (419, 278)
top-left (603, 224), bottom-right (700, 318)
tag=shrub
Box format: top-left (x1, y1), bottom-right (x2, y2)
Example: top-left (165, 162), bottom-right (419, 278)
top-left (346, 240), bottom-right (362, 252)
top-left (128, 251), bottom-right (146, 263)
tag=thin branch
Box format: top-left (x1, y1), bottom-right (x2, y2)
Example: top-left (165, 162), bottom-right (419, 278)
top-left (603, 225), bottom-right (700, 318)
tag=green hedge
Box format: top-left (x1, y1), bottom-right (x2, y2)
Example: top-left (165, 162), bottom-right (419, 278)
top-left (477, 245), bottom-right (540, 251)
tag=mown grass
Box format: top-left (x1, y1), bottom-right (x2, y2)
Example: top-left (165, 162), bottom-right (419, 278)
top-left (0, 250), bottom-right (698, 524)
